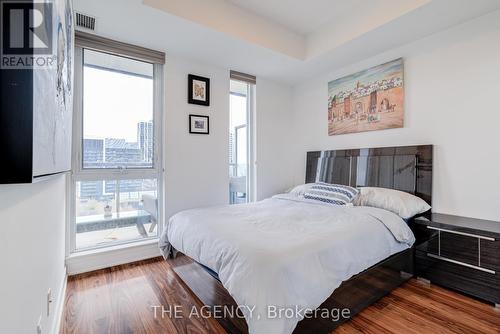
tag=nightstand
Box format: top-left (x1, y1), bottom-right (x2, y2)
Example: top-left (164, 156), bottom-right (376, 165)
top-left (412, 213), bottom-right (500, 307)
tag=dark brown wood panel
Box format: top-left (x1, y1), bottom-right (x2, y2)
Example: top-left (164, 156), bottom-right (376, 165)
top-left (305, 145), bottom-right (433, 206)
top-left (418, 230), bottom-right (481, 268)
top-left (481, 239), bottom-right (500, 271)
top-left (170, 255), bottom-right (248, 334)
top-left (416, 250), bottom-right (500, 304)
top-left (61, 257), bottom-right (500, 334)
top-left (440, 232), bottom-right (479, 267)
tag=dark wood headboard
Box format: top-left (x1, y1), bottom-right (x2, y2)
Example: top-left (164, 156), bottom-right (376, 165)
top-left (305, 145), bottom-right (433, 205)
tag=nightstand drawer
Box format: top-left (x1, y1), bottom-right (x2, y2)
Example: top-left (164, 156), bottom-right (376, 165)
top-left (416, 250), bottom-right (500, 304)
top-left (415, 225), bottom-right (498, 272)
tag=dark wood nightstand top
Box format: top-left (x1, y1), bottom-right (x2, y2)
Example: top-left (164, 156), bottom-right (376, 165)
top-left (414, 213), bottom-right (500, 238)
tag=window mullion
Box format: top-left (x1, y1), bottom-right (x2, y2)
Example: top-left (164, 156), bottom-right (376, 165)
top-left (73, 168), bottom-right (158, 180)
top-left (116, 179), bottom-right (120, 216)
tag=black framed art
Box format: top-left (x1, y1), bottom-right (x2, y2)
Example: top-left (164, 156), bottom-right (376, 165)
top-left (189, 115), bottom-right (209, 134)
top-left (188, 74), bottom-right (210, 106)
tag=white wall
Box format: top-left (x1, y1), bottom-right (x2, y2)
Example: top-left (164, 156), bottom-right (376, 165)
top-left (291, 11), bottom-right (500, 221)
top-left (163, 56), bottom-right (230, 218)
top-left (0, 175), bottom-right (67, 334)
top-left (256, 79), bottom-right (295, 199)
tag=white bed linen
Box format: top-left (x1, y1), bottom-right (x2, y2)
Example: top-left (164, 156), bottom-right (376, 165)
top-left (159, 194), bottom-right (415, 334)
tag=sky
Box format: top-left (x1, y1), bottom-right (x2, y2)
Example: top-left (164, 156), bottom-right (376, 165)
top-left (230, 93), bottom-right (247, 129)
top-left (83, 66), bottom-right (153, 143)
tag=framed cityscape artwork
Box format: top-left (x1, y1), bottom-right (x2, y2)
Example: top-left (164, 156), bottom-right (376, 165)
top-left (328, 58), bottom-right (404, 135)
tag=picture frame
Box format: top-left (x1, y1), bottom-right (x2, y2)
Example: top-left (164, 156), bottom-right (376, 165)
top-left (328, 58), bottom-right (404, 135)
top-left (188, 74), bottom-right (210, 106)
top-left (189, 114), bottom-right (209, 134)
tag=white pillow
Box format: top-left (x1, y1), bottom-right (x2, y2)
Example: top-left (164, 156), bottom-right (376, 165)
top-left (287, 183), bottom-right (315, 196)
top-left (354, 187), bottom-right (430, 219)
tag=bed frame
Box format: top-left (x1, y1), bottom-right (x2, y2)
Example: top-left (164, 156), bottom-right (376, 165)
top-left (168, 145), bottom-right (433, 333)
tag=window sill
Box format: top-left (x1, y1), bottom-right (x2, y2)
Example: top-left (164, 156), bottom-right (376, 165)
top-left (66, 238), bottom-right (161, 275)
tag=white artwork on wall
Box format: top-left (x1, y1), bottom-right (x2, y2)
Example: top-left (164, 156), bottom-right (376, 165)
top-left (33, 0), bottom-right (74, 176)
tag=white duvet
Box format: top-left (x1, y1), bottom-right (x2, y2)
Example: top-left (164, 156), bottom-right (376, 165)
top-left (159, 194), bottom-right (415, 334)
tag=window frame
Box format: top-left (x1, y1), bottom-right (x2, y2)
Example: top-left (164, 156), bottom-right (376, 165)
top-left (229, 79), bottom-right (256, 203)
top-left (69, 37), bottom-right (165, 254)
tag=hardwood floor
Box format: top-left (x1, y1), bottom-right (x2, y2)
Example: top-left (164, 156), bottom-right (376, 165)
top-left (61, 257), bottom-right (500, 334)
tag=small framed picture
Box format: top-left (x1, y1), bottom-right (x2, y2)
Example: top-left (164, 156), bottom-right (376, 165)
top-left (189, 115), bottom-right (209, 134)
top-left (188, 74), bottom-right (210, 106)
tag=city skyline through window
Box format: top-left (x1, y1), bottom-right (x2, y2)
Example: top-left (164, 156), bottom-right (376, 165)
top-left (82, 49), bottom-right (154, 169)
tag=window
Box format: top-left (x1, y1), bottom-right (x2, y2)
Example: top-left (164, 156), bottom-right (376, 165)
top-left (229, 73), bottom-right (255, 204)
top-left (71, 33), bottom-right (164, 252)
top-left (82, 50), bottom-right (154, 169)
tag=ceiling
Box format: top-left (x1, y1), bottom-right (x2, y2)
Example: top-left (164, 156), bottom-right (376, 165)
top-left (142, 0), bottom-right (431, 60)
top-left (74, 0), bottom-right (500, 84)
top-left (227, 0), bottom-right (364, 35)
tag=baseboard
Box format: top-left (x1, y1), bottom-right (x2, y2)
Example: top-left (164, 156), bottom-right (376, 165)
top-left (66, 239), bottom-right (161, 275)
top-left (51, 270), bottom-right (67, 334)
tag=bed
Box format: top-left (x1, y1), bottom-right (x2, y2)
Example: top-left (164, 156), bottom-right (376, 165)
top-left (160, 145), bottom-right (433, 334)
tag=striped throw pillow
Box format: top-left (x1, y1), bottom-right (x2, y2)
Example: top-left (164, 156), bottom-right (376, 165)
top-left (304, 182), bottom-right (359, 206)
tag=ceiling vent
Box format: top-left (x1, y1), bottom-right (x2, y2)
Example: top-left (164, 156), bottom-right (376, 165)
top-left (75, 12), bottom-right (96, 31)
